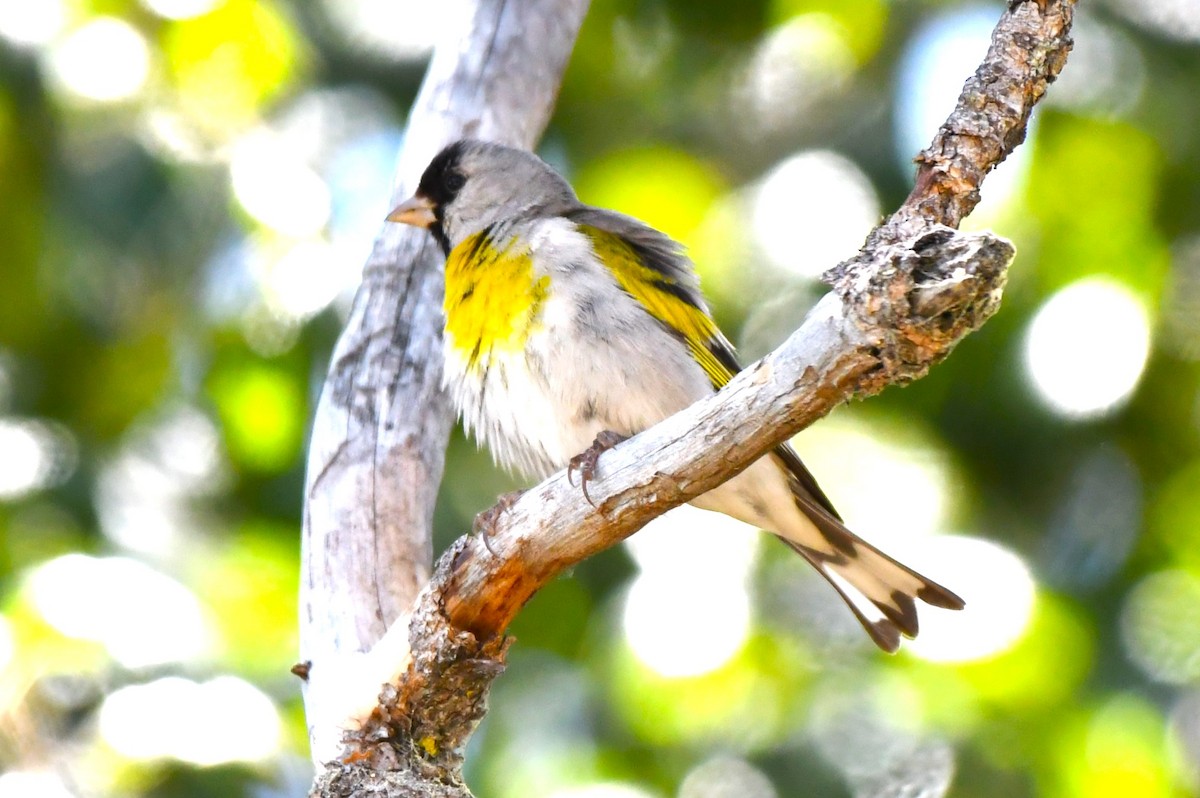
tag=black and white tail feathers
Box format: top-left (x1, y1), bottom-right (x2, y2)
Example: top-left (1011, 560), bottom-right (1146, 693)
top-left (772, 445), bottom-right (965, 653)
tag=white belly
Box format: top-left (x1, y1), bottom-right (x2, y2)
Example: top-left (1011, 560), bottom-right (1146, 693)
top-left (443, 336), bottom-right (577, 478)
top-left (444, 298), bottom-right (714, 479)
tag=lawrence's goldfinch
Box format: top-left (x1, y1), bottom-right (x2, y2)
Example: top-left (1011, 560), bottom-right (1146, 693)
top-left (389, 139), bottom-right (964, 651)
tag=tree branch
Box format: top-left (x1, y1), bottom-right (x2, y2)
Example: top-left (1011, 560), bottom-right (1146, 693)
top-left (901, 0), bottom-right (1075, 229)
top-left (304, 1), bottom-right (1075, 796)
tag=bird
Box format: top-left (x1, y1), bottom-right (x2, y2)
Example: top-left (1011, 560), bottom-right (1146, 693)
top-left (387, 139), bottom-right (964, 652)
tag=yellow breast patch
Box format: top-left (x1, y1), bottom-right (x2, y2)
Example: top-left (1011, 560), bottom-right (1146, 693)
top-left (444, 230), bottom-right (550, 372)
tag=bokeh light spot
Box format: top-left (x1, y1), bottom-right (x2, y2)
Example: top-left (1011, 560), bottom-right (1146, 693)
top-left (99, 675), bottom-right (282, 764)
top-left (95, 406), bottom-right (224, 555)
top-left (622, 508), bottom-right (757, 678)
top-left (1047, 13), bottom-right (1145, 117)
top-left (735, 14), bottom-right (855, 136)
top-left (0, 614), bottom-right (13, 672)
top-left (141, 0), bottom-right (223, 21)
top-left (752, 150), bottom-right (879, 279)
top-left (161, 0), bottom-right (302, 136)
top-left (48, 18), bottom-right (151, 103)
top-left (790, 415), bottom-right (953, 542)
top-left (768, 0), bottom-right (889, 63)
top-left (322, 0), bottom-right (459, 58)
top-left (1169, 690), bottom-right (1200, 784)
top-left (624, 505), bottom-right (758, 574)
top-left (679, 756), bottom-right (777, 798)
top-left (611, 632), bottom-right (801, 751)
top-left (810, 681), bottom-right (956, 795)
top-left (209, 363), bottom-right (305, 471)
top-left (1148, 459), bottom-right (1200, 569)
top-left (904, 536), bottom-right (1037, 664)
top-left (1023, 277), bottom-right (1151, 420)
top-left (1041, 446), bottom-right (1142, 589)
top-left (0, 0), bottom-right (66, 46)
top-left (895, 7), bottom-right (992, 157)
top-left (1107, 0), bottom-right (1200, 43)
top-left (547, 785), bottom-right (659, 798)
top-left (231, 132), bottom-right (332, 237)
top-left (27, 554), bottom-right (211, 668)
top-left (623, 572), bottom-right (751, 679)
top-left (952, 594), bottom-right (1092, 712)
top-left (0, 418), bottom-right (77, 501)
top-left (1121, 570), bottom-right (1200, 684)
top-left (0, 771), bottom-right (75, 798)
top-left (1164, 236), bottom-right (1200, 361)
top-left (856, 741), bottom-right (956, 798)
top-left (1061, 696), bottom-right (1173, 798)
top-left (260, 239), bottom-right (345, 320)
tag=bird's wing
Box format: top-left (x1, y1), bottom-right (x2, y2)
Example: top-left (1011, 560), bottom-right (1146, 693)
top-left (567, 207), bottom-right (842, 518)
top-left (567, 207), bottom-right (738, 392)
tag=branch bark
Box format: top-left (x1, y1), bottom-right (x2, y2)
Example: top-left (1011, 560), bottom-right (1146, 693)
top-left (302, 1), bottom-right (1075, 796)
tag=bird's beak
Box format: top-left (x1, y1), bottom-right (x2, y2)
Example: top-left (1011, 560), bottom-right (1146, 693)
top-left (386, 194), bottom-right (437, 228)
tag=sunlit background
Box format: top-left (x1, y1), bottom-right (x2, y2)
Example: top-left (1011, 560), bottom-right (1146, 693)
top-left (1, 0), bottom-right (1199, 796)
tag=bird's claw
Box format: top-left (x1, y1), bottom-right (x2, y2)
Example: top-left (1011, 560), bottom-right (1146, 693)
top-left (472, 489), bottom-right (526, 556)
top-left (567, 430), bottom-right (628, 507)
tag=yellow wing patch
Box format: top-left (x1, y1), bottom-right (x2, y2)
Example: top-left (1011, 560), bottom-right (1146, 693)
top-left (444, 229), bottom-right (550, 372)
top-left (579, 224), bottom-right (735, 390)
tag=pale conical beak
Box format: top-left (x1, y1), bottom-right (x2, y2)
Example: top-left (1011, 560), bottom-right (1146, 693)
top-left (386, 194), bottom-right (437, 228)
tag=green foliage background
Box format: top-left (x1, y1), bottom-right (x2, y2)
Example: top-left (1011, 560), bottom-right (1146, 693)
top-left (2, 1), bottom-right (1200, 796)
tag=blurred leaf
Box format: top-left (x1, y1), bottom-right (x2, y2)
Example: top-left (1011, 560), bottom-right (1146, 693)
top-left (1147, 458), bottom-right (1200, 568)
top-left (575, 146), bottom-right (725, 253)
top-left (207, 360), bottom-right (304, 472)
top-left (508, 576), bottom-right (593, 658)
top-left (609, 632), bottom-right (809, 750)
top-left (72, 331), bottom-right (173, 439)
top-left (768, 0), bottom-right (888, 62)
top-left (0, 88), bottom-right (48, 350)
top-left (0, 503), bottom-right (88, 578)
top-left (3, 591), bottom-right (109, 677)
top-left (1027, 115), bottom-right (1170, 299)
top-left (957, 594), bottom-right (1094, 712)
top-left (162, 0), bottom-right (304, 134)
top-left (189, 523), bottom-right (298, 675)
top-left (1047, 695), bottom-right (1173, 798)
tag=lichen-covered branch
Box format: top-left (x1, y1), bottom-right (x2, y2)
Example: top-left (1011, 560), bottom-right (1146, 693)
top-left (900, 0), bottom-right (1075, 228)
top-left (304, 1), bottom-right (1074, 796)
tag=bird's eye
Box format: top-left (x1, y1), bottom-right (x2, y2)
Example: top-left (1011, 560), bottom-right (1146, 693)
top-left (444, 172), bottom-right (466, 192)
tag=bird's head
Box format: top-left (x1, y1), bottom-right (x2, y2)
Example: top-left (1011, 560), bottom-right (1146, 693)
top-left (388, 139), bottom-right (577, 253)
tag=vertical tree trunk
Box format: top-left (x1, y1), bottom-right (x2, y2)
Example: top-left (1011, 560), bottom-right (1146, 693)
top-left (299, 0), bottom-right (590, 787)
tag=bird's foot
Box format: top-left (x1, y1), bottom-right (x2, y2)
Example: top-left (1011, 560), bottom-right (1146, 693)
top-left (567, 430), bottom-right (628, 506)
top-left (472, 489), bottom-right (526, 556)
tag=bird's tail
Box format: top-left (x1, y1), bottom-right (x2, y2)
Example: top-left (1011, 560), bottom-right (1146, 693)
top-left (772, 446), bottom-right (965, 653)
